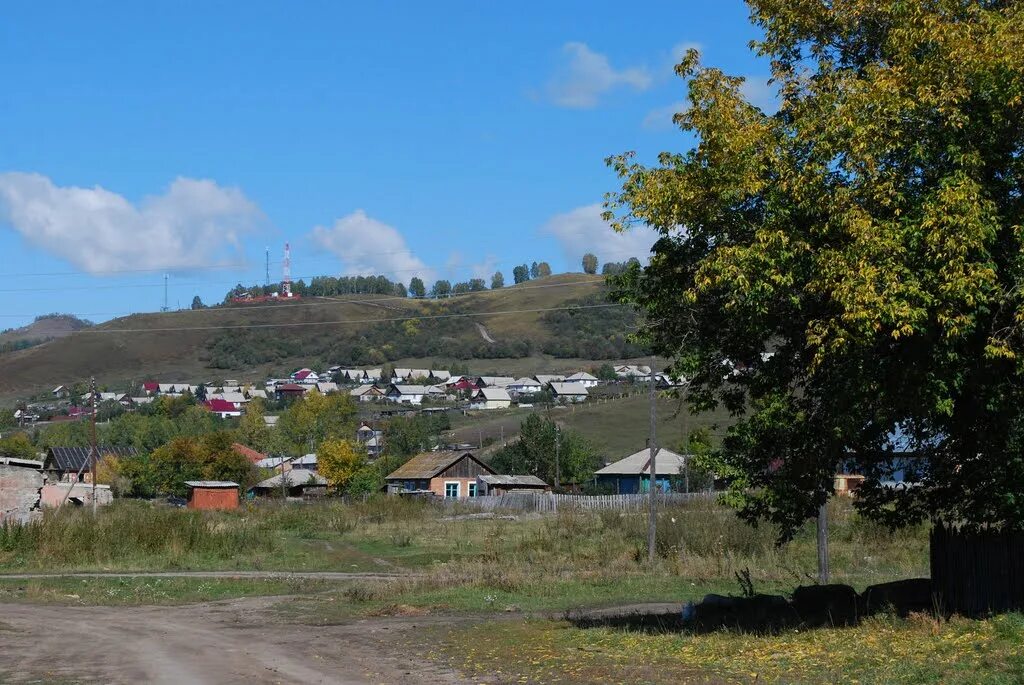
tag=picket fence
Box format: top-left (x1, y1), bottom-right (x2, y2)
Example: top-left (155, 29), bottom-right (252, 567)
top-left (447, 491), bottom-right (713, 513)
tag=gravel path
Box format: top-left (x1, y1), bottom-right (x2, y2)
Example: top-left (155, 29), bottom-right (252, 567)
top-left (0, 570), bottom-right (409, 581)
top-left (0, 596), bottom-right (472, 684)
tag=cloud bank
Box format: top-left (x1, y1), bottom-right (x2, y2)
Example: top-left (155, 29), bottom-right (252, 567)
top-left (310, 210), bottom-right (434, 282)
top-left (542, 203), bottom-right (657, 266)
top-left (0, 172), bottom-right (261, 274)
top-left (546, 42), bottom-right (651, 109)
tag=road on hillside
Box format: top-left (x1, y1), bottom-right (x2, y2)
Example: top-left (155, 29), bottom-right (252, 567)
top-left (0, 596), bottom-right (473, 685)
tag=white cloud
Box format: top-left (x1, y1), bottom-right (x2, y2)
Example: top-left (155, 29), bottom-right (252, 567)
top-left (546, 42), bottom-right (651, 109)
top-left (310, 210), bottom-right (434, 282)
top-left (740, 76), bottom-right (779, 112)
top-left (0, 172), bottom-right (261, 274)
top-left (642, 100), bottom-right (688, 130)
top-left (542, 203), bottom-right (657, 266)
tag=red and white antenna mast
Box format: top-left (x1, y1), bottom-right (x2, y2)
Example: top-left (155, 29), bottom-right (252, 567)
top-left (282, 242), bottom-right (292, 297)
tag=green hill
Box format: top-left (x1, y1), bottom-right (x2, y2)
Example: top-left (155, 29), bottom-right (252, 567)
top-left (0, 274), bottom-right (643, 401)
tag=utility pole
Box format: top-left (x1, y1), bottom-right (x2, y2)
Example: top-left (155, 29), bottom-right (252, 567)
top-left (89, 376), bottom-right (98, 515)
top-left (817, 501), bottom-right (830, 584)
top-left (554, 424), bottom-right (561, 491)
top-left (647, 356), bottom-right (660, 564)
top-left (161, 273), bottom-right (169, 312)
top-left (265, 246), bottom-right (271, 289)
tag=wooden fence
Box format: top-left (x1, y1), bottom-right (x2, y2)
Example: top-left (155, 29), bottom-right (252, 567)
top-left (931, 524), bottom-right (1024, 616)
top-left (447, 491), bottom-right (713, 513)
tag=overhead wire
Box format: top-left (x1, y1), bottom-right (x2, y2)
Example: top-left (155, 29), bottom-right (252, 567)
top-left (77, 302), bottom-right (630, 334)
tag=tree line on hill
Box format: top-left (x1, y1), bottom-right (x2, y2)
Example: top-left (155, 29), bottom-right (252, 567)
top-left (215, 255), bottom-right (642, 306)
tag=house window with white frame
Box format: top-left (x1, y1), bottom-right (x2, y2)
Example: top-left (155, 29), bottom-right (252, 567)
top-left (444, 481), bottom-right (460, 498)
top-left (467, 482), bottom-right (477, 498)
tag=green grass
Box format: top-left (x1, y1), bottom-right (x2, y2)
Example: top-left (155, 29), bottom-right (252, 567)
top-left (418, 613), bottom-right (1024, 684)
top-left (0, 576), bottom-right (338, 606)
top-left (0, 497), bottom-right (927, 584)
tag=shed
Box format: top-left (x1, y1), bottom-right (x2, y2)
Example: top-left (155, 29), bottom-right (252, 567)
top-left (477, 474), bottom-right (549, 496)
top-left (385, 451), bottom-right (495, 498)
top-left (185, 481), bottom-right (240, 510)
top-left (251, 470), bottom-right (328, 497)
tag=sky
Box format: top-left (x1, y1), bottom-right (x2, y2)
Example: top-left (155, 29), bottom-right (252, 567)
top-left (0, 1), bottom-right (771, 327)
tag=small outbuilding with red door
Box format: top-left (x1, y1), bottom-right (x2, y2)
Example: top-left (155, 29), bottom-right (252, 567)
top-left (185, 481), bottom-right (240, 510)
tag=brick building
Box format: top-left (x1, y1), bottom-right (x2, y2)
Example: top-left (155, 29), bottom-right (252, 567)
top-left (185, 481), bottom-right (240, 510)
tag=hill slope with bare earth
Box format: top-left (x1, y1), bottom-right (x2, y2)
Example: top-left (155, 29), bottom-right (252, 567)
top-left (0, 275), bottom-right (639, 401)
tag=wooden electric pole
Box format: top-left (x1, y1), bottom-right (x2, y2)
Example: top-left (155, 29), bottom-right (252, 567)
top-left (89, 377), bottom-right (98, 515)
top-left (647, 357), bottom-right (660, 564)
top-left (817, 501), bottom-right (830, 584)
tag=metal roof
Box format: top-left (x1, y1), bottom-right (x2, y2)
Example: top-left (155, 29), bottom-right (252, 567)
top-left (549, 382), bottom-right (589, 396)
top-left (252, 471), bottom-right (327, 489)
top-left (594, 448), bottom-right (690, 476)
top-left (479, 474), bottom-right (547, 486)
top-left (46, 446), bottom-right (138, 471)
top-left (184, 480), bottom-right (239, 488)
top-left (386, 451), bottom-right (491, 480)
top-left (0, 457), bottom-right (43, 469)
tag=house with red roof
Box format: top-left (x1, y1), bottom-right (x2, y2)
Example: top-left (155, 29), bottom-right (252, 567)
top-left (231, 443), bottom-right (266, 464)
top-left (204, 398), bottom-right (242, 418)
top-left (275, 383), bottom-right (308, 401)
top-left (142, 381), bottom-right (160, 395)
top-left (291, 368), bottom-right (319, 384)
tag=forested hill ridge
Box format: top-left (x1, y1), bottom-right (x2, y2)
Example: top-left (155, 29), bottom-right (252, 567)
top-left (0, 314), bottom-right (94, 354)
top-left (0, 273), bottom-right (644, 401)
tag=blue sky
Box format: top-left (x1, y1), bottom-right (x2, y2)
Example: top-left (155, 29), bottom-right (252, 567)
top-left (0, 1), bottom-right (769, 327)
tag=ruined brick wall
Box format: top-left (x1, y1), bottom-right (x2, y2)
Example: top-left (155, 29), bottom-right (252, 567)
top-left (0, 464), bottom-right (44, 523)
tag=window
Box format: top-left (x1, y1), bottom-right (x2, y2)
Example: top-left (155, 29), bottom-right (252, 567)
top-left (468, 482), bottom-right (477, 498)
top-left (444, 481), bottom-right (460, 498)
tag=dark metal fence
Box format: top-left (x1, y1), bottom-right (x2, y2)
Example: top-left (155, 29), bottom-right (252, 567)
top-left (930, 524), bottom-right (1024, 617)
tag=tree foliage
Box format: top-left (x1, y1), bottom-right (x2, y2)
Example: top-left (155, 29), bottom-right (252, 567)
top-left (489, 414), bottom-right (600, 488)
top-left (512, 264), bottom-right (530, 284)
top-left (606, 0), bottom-right (1024, 538)
top-left (317, 439), bottom-right (366, 491)
top-left (491, 271), bottom-right (505, 289)
top-left (409, 277), bottom-right (426, 298)
top-left (582, 253), bottom-right (598, 274)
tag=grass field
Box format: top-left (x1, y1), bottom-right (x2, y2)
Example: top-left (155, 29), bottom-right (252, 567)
top-left (2, 497), bottom-right (1015, 683)
top-left (419, 612), bottom-right (1024, 685)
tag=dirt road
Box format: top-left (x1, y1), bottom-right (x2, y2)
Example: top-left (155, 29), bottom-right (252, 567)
top-left (0, 596), bottom-right (472, 684)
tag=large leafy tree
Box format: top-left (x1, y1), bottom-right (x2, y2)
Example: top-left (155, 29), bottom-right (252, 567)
top-left (606, 1), bottom-right (1023, 539)
top-left (490, 414), bottom-right (600, 488)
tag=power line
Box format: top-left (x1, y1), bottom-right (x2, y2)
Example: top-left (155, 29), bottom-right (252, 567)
top-left (77, 302), bottom-right (629, 334)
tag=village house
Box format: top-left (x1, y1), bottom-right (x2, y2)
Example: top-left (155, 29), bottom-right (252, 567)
top-left (44, 446), bottom-right (138, 483)
top-left (615, 364), bottom-right (652, 381)
top-left (385, 451), bottom-right (495, 498)
top-left (507, 377), bottom-right (542, 395)
top-left (185, 481), bottom-right (240, 510)
top-left (548, 381), bottom-right (589, 403)
top-left (291, 368), bottom-right (319, 384)
top-left (594, 447), bottom-right (691, 494)
top-left (275, 383), bottom-right (308, 401)
top-left (363, 368), bottom-right (384, 383)
top-left (204, 398), bottom-right (242, 418)
top-left (429, 370), bottom-right (451, 383)
top-left (51, 385), bottom-right (70, 399)
top-left (231, 443), bottom-right (266, 465)
top-left (471, 387), bottom-right (512, 410)
top-left (350, 384), bottom-right (385, 402)
top-left (476, 474), bottom-right (549, 496)
top-left (565, 371), bottom-right (600, 388)
top-left (142, 380), bottom-right (160, 395)
top-left (315, 381), bottom-right (339, 394)
top-left (475, 376), bottom-right (515, 388)
top-left (533, 374), bottom-right (565, 386)
top-left (290, 454), bottom-right (318, 471)
top-left (386, 384), bottom-right (431, 405)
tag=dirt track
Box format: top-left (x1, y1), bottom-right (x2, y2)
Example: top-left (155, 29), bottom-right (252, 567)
top-left (0, 596), bottom-right (473, 684)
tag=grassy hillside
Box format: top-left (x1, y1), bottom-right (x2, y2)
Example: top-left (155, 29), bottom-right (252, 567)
top-left (450, 392), bottom-right (733, 462)
top-left (0, 274), bottom-right (637, 401)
